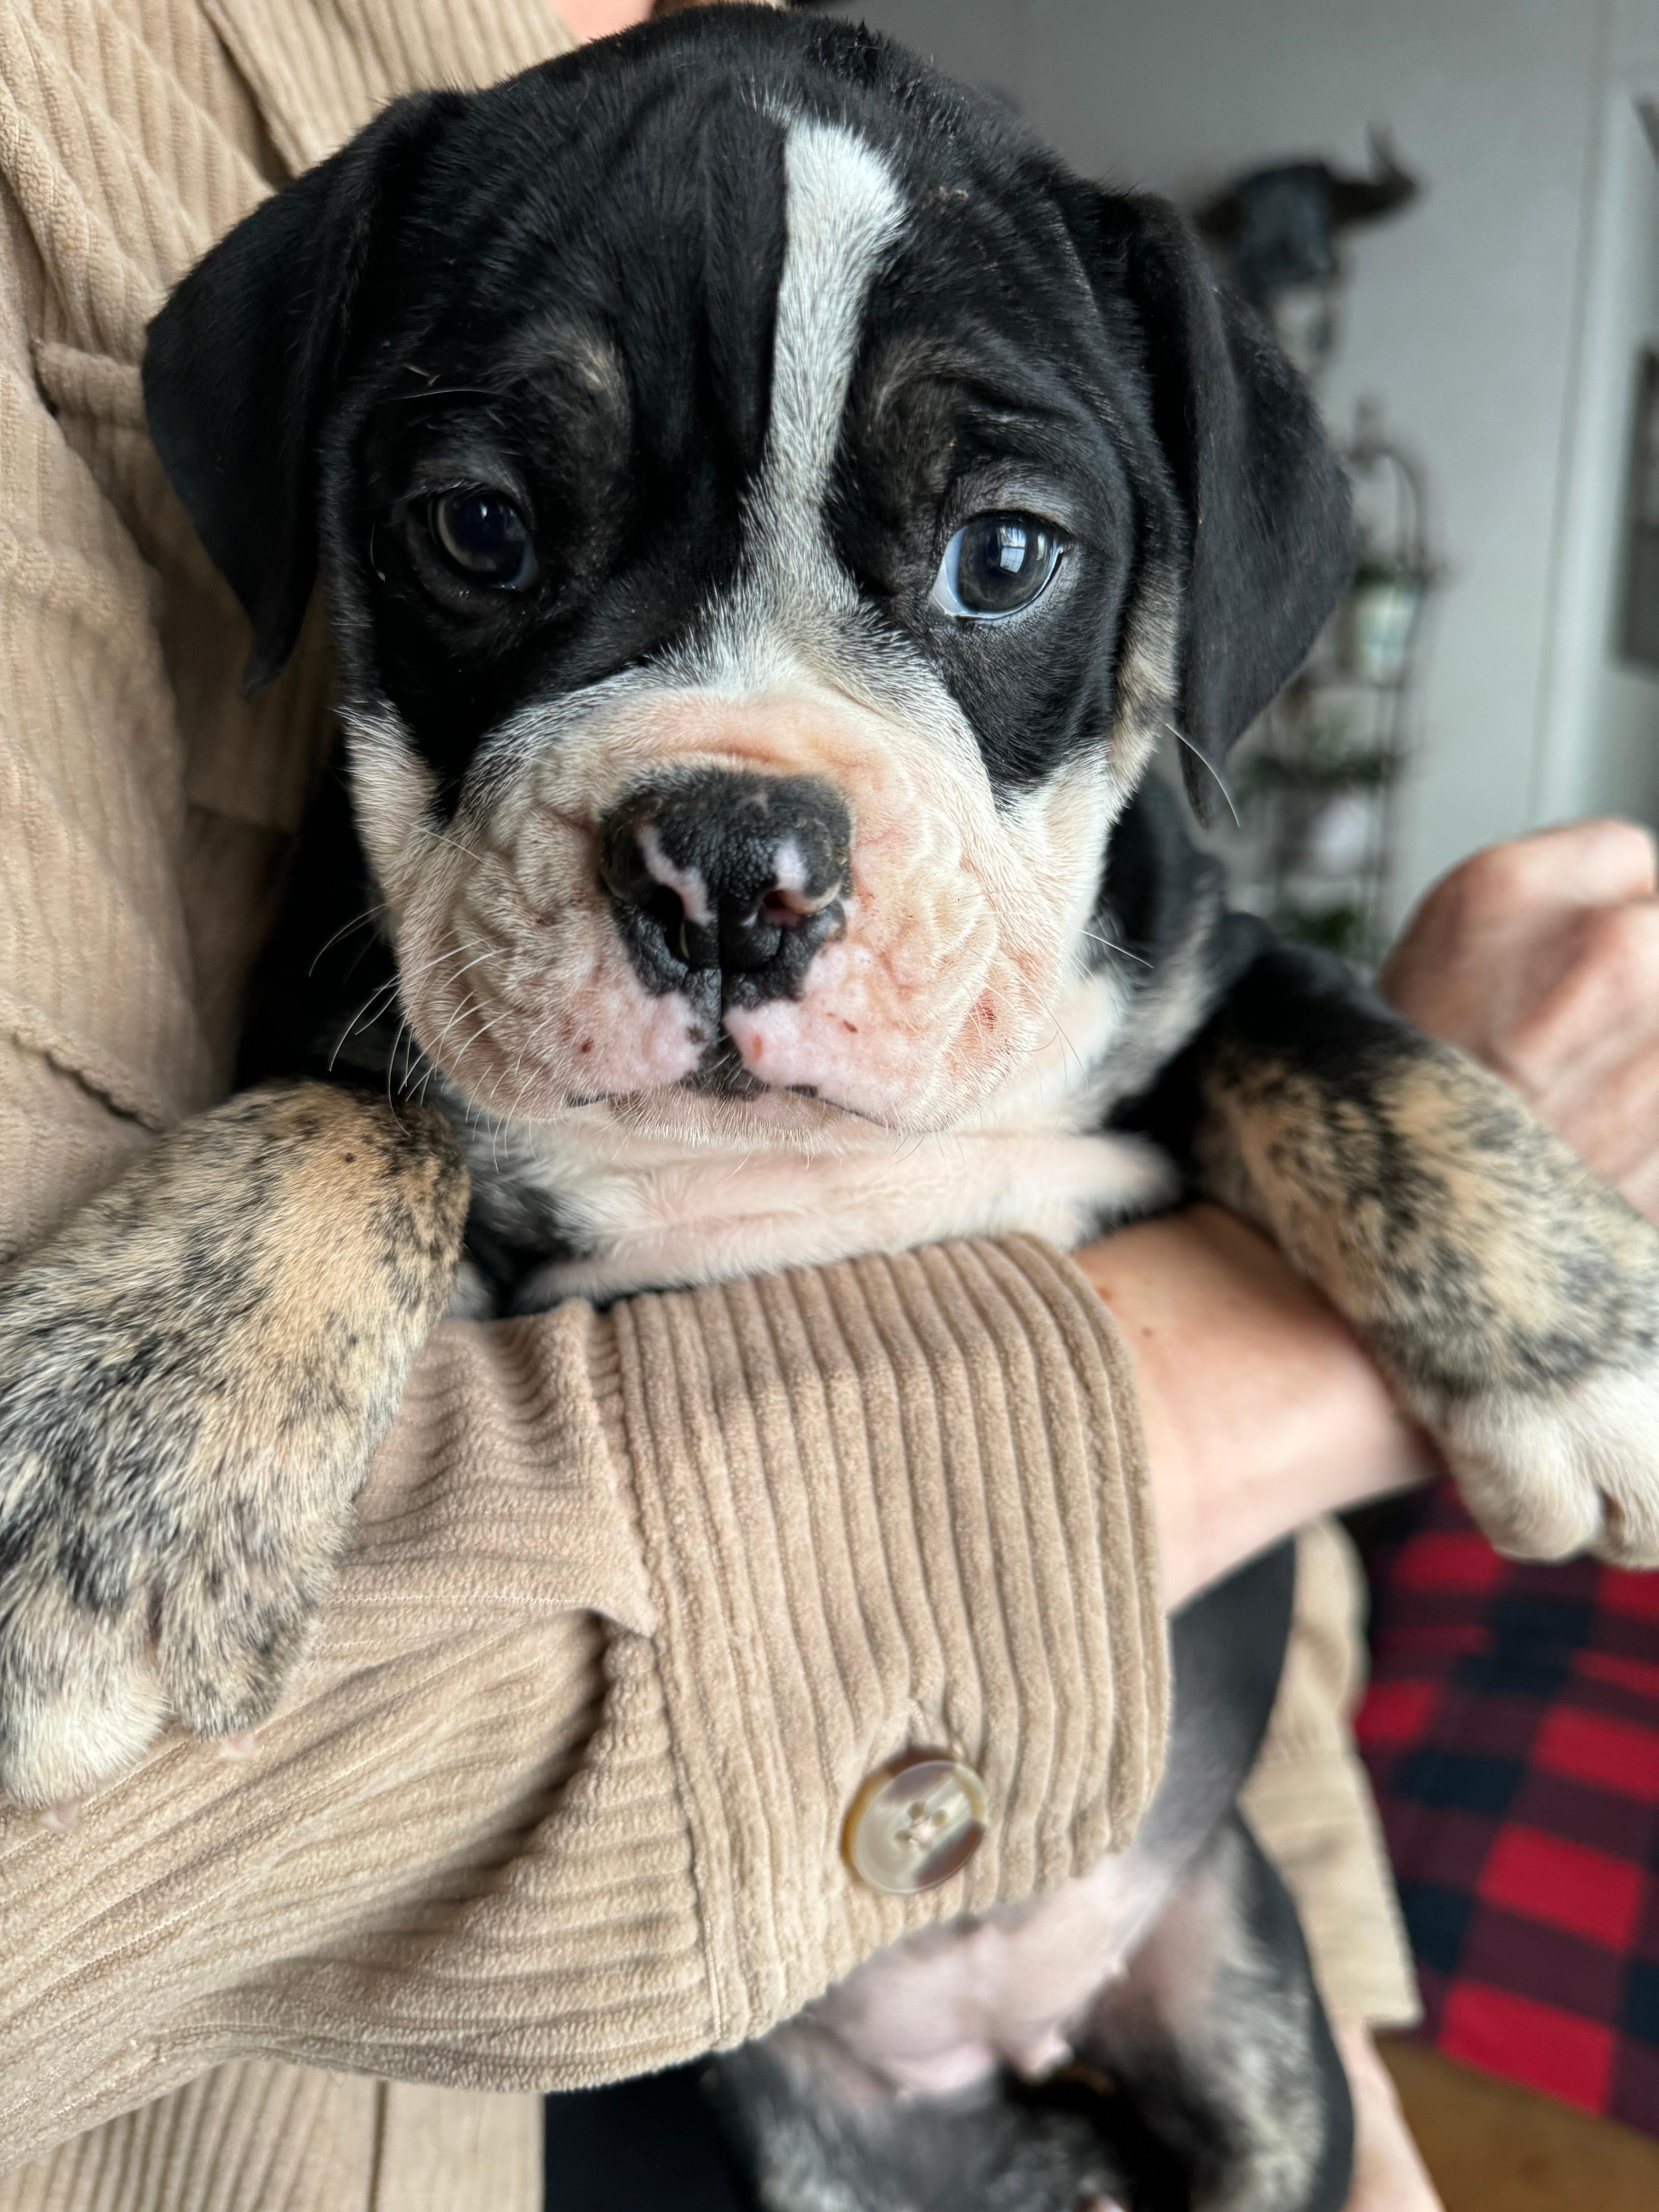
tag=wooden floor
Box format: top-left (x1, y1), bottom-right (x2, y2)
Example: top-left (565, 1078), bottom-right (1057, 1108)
top-left (1380, 2040), bottom-right (1659, 2212)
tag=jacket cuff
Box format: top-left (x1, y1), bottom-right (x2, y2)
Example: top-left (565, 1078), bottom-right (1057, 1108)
top-left (593, 1235), bottom-right (1168, 2045)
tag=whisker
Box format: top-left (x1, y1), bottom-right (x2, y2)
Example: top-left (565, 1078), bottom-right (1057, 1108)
top-left (426, 956), bottom-right (501, 1055)
top-left (1169, 726), bottom-right (1241, 828)
top-left (328, 976), bottom-right (404, 1066)
top-left (1042, 1009), bottom-right (1085, 1085)
top-left (332, 935), bottom-right (492, 1074)
top-left (371, 381), bottom-right (503, 410)
top-left (1080, 927), bottom-right (1152, 971)
top-left (306, 902), bottom-right (390, 976)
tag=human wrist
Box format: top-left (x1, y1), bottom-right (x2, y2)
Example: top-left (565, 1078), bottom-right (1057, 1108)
top-left (1073, 1206), bottom-right (1434, 1606)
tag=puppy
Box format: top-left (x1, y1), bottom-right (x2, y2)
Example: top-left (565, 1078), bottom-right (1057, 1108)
top-left (3, 9), bottom-right (1657, 2205)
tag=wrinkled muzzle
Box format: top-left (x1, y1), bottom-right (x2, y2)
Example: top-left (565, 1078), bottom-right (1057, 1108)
top-left (347, 682), bottom-right (1115, 1135)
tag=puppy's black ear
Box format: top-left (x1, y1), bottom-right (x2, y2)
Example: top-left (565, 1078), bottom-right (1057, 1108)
top-left (1084, 194), bottom-right (1352, 817)
top-left (142, 92), bottom-right (463, 694)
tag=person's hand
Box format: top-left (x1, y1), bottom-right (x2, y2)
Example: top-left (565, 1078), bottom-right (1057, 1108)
top-left (1336, 2024), bottom-right (1445, 2212)
top-left (556, 0), bottom-right (760, 44)
top-left (1382, 818), bottom-right (1659, 1220)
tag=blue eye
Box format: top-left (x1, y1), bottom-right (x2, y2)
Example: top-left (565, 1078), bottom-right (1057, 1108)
top-left (430, 488), bottom-right (537, 588)
top-left (931, 511), bottom-right (1064, 620)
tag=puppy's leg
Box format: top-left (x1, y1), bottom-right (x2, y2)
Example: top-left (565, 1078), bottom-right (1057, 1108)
top-left (712, 2013), bottom-right (1131, 2212)
top-left (1181, 943), bottom-right (1659, 1565)
top-left (0, 1084), bottom-right (466, 1809)
top-left (1068, 1812), bottom-right (1354, 2212)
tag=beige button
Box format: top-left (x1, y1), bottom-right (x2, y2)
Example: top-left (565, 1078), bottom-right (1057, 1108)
top-left (842, 1749), bottom-right (987, 1894)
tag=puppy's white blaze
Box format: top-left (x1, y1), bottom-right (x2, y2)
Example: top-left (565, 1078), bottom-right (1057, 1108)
top-left (698, 118), bottom-right (907, 690)
top-left (753, 118), bottom-right (906, 575)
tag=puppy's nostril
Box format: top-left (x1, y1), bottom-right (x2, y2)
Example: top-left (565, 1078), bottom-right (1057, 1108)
top-left (641, 882), bottom-right (691, 945)
top-left (759, 884), bottom-right (839, 929)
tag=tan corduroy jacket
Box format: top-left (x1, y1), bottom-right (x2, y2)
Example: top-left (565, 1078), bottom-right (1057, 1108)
top-left (0, 3), bottom-right (1416, 2206)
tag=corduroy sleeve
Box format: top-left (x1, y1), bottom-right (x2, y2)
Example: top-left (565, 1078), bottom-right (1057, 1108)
top-left (0, 1239), bottom-right (1166, 2169)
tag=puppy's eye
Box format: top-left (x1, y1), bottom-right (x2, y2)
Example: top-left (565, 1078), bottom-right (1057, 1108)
top-left (429, 489), bottom-right (537, 588)
top-left (931, 512), bottom-right (1064, 620)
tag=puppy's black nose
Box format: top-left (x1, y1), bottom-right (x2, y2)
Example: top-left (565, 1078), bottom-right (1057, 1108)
top-left (601, 769), bottom-right (852, 1004)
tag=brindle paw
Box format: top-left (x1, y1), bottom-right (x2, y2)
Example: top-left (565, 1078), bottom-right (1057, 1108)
top-left (0, 1084), bottom-right (467, 1809)
top-left (1196, 1015), bottom-right (1659, 1572)
top-left (1437, 1362), bottom-right (1659, 1568)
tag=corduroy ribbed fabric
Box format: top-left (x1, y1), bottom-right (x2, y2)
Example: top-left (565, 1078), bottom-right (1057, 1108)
top-left (0, 2062), bottom-right (540, 2212)
top-left (0, 5), bottom-right (1413, 2207)
top-left (0, 1243), bottom-right (1166, 2171)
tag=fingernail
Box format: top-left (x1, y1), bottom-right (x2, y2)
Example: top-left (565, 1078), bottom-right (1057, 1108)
top-left (39, 1800), bottom-right (81, 1831)
top-left (216, 1731), bottom-right (259, 1761)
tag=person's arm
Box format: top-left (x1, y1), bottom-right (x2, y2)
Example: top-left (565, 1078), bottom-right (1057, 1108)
top-left (1, 1234), bottom-right (1168, 2170)
top-left (1077, 1205), bottom-right (1435, 1606)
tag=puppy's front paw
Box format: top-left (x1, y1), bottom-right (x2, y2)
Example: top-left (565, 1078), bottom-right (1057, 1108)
top-left (0, 1085), bottom-right (467, 1809)
top-left (1371, 1122), bottom-right (1659, 1569)
top-left (1199, 1025), bottom-right (1659, 1570)
top-left (1369, 1125), bottom-right (1659, 1568)
top-left (1437, 1363), bottom-right (1659, 1568)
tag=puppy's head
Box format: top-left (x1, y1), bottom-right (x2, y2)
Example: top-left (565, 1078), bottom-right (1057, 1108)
top-left (145, 6), bottom-right (1348, 1142)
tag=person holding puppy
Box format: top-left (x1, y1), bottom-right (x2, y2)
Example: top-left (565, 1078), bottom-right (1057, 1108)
top-left (0, 3), bottom-right (1653, 2210)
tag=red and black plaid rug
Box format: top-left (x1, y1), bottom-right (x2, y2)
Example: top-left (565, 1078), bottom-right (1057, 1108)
top-left (1356, 1481), bottom-right (1659, 2133)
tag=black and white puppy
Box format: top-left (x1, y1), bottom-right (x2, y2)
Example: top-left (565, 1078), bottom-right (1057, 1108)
top-left (4, 9), bottom-right (1659, 2209)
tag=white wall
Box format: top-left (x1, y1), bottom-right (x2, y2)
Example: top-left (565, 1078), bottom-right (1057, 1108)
top-left (1536, 7), bottom-right (1659, 832)
top-left (833, 0), bottom-right (1659, 916)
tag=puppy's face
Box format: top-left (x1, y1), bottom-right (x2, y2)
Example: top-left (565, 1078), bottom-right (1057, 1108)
top-left (145, 9), bottom-right (1348, 1145)
top-left (331, 80), bottom-right (1180, 1143)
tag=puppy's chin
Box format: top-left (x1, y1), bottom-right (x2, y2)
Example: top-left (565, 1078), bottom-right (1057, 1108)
top-left (456, 1073), bottom-right (892, 1156)
top-left (599, 1083), bottom-right (875, 1152)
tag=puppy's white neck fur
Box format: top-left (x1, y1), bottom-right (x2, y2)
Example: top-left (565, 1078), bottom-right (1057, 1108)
top-left (467, 964), bottom-right (1176, 1306)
